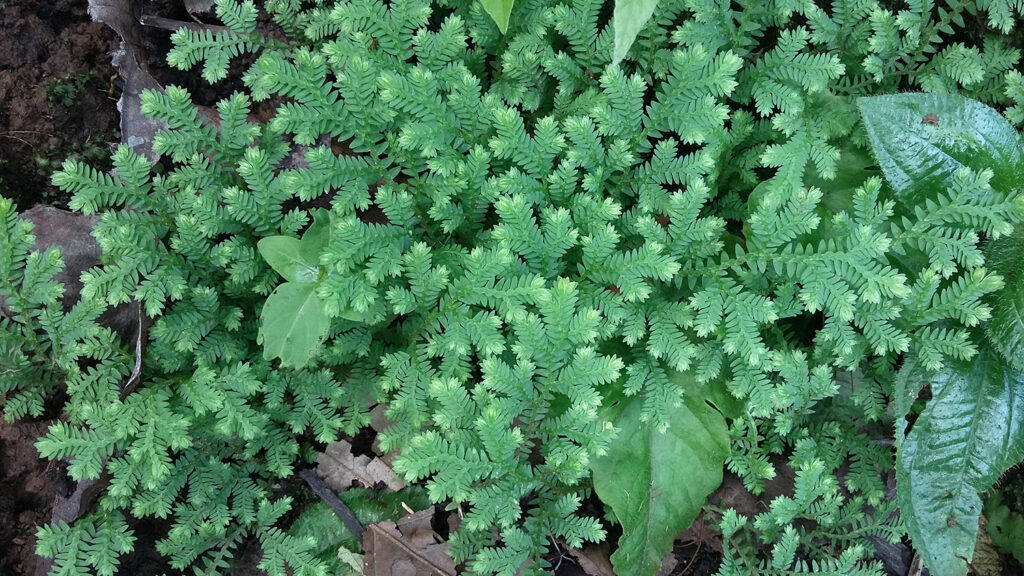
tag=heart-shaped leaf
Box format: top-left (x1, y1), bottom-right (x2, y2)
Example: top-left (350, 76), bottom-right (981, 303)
top-left (258, 209), bottom-right (331, 283)
top-left (258, 236), bottom-right (320, 283)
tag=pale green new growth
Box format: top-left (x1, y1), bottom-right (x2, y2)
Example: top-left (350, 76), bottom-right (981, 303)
top-left (3, 0), bottom-right (1022, 575)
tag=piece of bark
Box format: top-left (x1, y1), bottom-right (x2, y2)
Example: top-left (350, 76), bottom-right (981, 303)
top-left (87, 0), bottom-right (146, 60)
top-left (112, 43), bottom-right (166, 163)
top-left (139, 13), bottom-right (228, 33)
top-left (2, 206), bottom-right (98, 309)
top-left (300, 468), bottom-right (364, 541)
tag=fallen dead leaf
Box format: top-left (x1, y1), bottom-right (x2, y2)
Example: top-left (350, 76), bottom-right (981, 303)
top-left (656, 550), bottom-right (678, 576)
top-left (318, 439), bottom-right (406, 492)
top-left (183, 0), bottom-right (216, 17)
top-left (565, 542), bottom-right (614, 576)
top-left (972, 514), bottom-right (1005, 576)
top-left (363, 507), bottom-right (456, 576)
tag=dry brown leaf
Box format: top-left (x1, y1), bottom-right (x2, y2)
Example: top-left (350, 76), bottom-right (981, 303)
top-left (655, 551), bottom-right (678, 576)
top-left (370, 403), bottom-right (396, 433)
top-left (318, 439), bottom-right (406, 492)
top-left (972, 514), bottom-right (1005, 576)
top-left (183, 0), bottom-right (216, 16)
top-left (565, 542), bottom-right (615, 576)
top-left (363, 507), bottom-right (456, 576)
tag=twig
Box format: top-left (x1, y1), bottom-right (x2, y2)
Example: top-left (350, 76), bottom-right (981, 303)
top-left (679, 544), bottom-right (700, 576)
top-left (0, 134), bottom-right (33, 146)
top-left (121, 301), bottom-right (146, 397)
top-left (139, 14), bottom-right (229, 33)
top-left (299, 468), bottom-right (364, 540)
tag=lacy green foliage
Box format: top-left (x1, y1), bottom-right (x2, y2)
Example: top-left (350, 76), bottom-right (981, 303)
top-left (717, 431), bottom-right (902, 576)
top-left (0, 197), bottom-right (126, 423)
top-left (861, 90), bottom-right (1024, 576)
top-left (984, 492), bottom-right (1024, 564)
top-left (10, 0), bottom-right (1024, 575)
top-left (36, 513), bottom-right (135, 576)
top-left (30, 85), bottom-right (371, 575)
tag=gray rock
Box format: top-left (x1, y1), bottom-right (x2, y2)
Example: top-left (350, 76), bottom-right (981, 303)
top-left (19, 205), bottom-right (100, 309)
top-left (1, 206), bottom-right (135, 339)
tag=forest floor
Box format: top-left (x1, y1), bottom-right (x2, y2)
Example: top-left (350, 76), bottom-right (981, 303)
top-left (1, 1), bottom-right (118, 573)
top-left (2, 1), bottom-right (1024, 576)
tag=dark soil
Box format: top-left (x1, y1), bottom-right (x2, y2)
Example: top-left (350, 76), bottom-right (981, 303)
top-left (0, 419), bottom-right (62, 576)
top-left (0, 0), bottom-right (121, 211)
top-left (0, 3), bottom-right (117, 574)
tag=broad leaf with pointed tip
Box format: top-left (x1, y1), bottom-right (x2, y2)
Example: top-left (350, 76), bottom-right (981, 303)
top-left (612, 0), bottom-right (660, 65)
top-left (479, 0), bottom-right (514, 33)
top-left (258, 210), bottom-right (331, 284)
top-left (259, 282), bottom-right (330, 369)
top-left (858, 93), bottom-right (1024, 202)
top-left (897, 347), bottom-right (1024, 576)
top-left (983, 228), bottom-right (1024, 372)
top-left (258, 236), bottom-right (320, 283)
top-left (591, 386), bottom-right (728, 576)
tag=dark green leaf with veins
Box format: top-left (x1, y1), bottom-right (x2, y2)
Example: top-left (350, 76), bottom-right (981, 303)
top-left (897, 348), bottom-right (1024, 576)
top-left (984, 227), bottom-right (1024, 372)
top-left (859, 93), bottom-right (1024, 201)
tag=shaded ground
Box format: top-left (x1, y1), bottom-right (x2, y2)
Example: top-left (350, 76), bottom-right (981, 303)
top-left (0, 419), bottom-right (62, 576)
top-left (0, 0), bottom-right (122, 210)
top-left (0, 1), bottom-right (120, 570)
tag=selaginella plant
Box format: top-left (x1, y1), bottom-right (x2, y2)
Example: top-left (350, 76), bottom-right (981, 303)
top-left (2, 0), bottom-right (1024, 574)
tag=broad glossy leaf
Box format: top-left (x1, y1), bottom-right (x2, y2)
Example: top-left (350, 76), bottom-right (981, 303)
top-left (591, 390), bottom-right (728, 576)
top-left (259, 282), bottom-right (330, 368)
top-left (258, 210), bottom-right (331, 283)
top-left (858, 93), bottom-right (1024, 201)
top-left (983, 228), bottom-right (1024, 372)
top-left (479, 0), bottom-right (513, 33)
top-left (892, 355), bottom-right (930, 447)
top-left (897, 347), bottom-right (1024, 576)
top-left (612, 0), bottom-right (660, 65)
top-left (258, 236), bottom-right (320, 284)
top-left (682, 374), bottom-right (743, 420)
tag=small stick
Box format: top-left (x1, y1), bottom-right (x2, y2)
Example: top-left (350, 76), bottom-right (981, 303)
top-left (139, 14), bottom-right (229, 34)
top-left (299, 468), bottom-right (364, 540)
